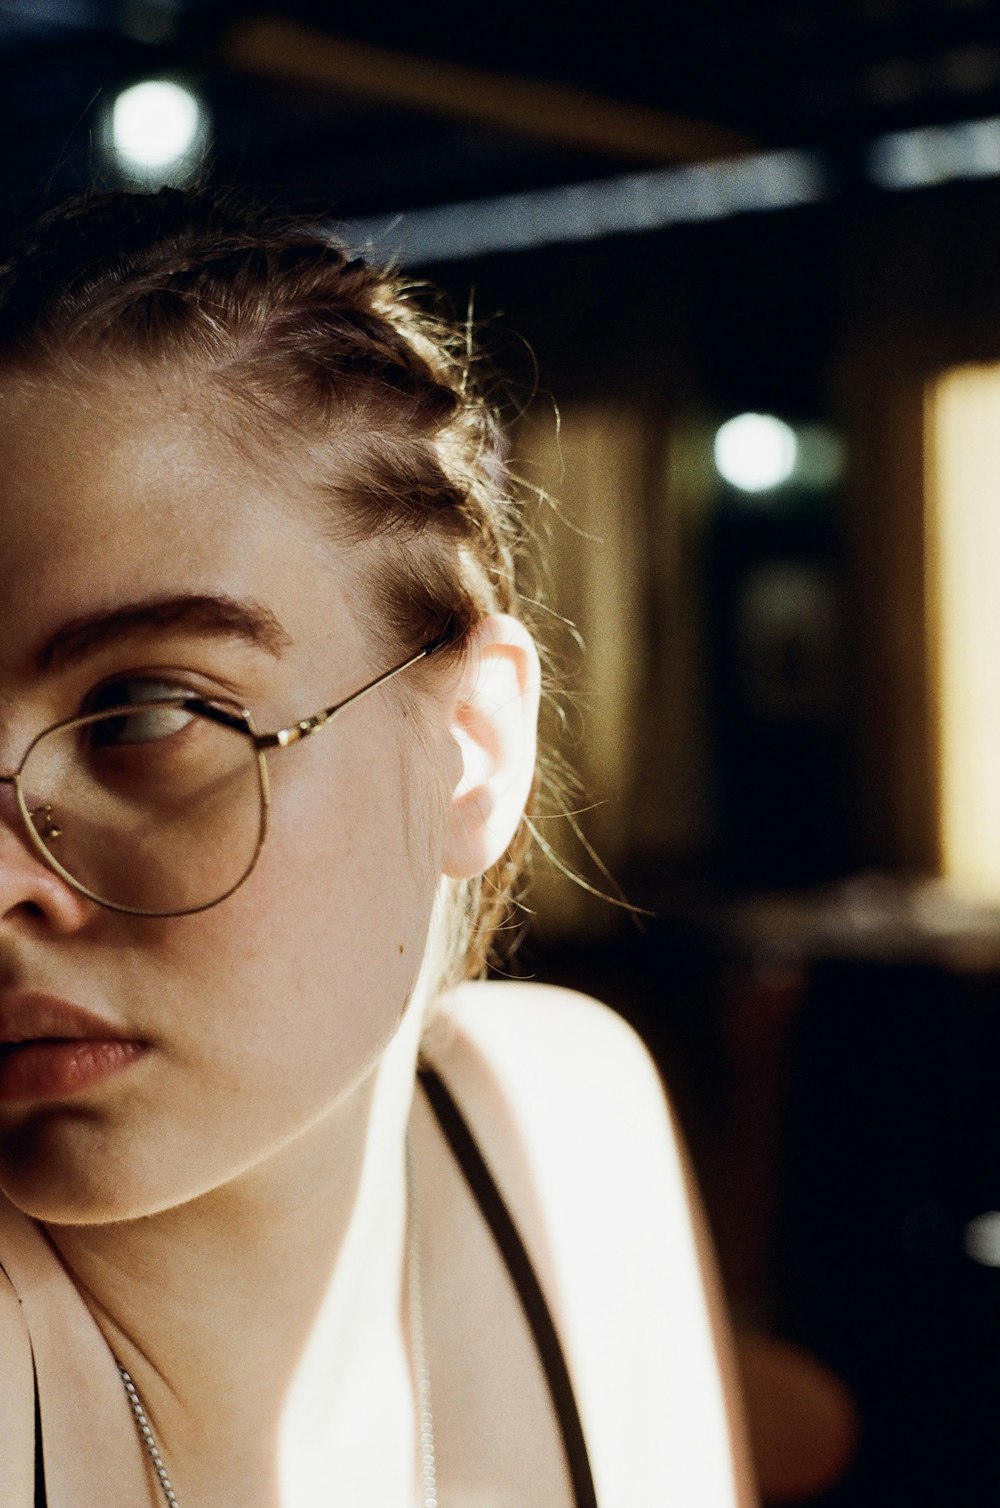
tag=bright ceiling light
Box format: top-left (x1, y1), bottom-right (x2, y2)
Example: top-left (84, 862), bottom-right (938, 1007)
top-left (867, 116), bottom-right (1000, 189)
top-left (110, 80), bottom-right (207, 186)
top-left (964, 1211), bottom-right (1000, 1266)
top-left (713, 413), bottom-right (798, 493)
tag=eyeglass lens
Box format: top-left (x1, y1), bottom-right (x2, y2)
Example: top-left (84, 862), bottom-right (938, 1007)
top-left (18, 697), bottom-right (266, 914)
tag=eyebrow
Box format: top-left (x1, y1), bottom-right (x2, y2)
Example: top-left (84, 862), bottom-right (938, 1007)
top-left (35, 593), bottom-right (292, 673)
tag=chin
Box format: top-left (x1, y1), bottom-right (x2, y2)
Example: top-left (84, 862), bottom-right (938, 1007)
top-left (0, 1116), bottom-right (182, 1226)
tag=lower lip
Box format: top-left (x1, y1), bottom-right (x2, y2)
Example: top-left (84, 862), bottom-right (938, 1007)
top-left (0, 1039), bottom-right (148, 1104)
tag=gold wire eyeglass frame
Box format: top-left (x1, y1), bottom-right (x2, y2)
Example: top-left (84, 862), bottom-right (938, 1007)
top-left (0, 632), bottom-right (448, 918)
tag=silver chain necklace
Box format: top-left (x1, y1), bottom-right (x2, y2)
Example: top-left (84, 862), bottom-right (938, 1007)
top-left (117, 1130), bottom-right (438, 1508)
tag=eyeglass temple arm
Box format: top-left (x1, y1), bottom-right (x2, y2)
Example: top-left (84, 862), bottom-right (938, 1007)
top-left (255, 630), bottom-right (453, 751)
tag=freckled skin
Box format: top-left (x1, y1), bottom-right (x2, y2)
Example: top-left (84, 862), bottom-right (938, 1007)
top-left (0, 365), bottom-right (457, 1225)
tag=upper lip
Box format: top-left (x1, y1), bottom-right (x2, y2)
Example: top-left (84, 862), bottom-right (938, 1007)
top-left (0, 991), bottom-right (135, 1045)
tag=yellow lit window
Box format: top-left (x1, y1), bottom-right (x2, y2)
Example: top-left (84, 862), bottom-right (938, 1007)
top-left (926, 364), bottom-right (1000, 893)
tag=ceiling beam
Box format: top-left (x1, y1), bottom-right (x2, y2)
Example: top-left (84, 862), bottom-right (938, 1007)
top-left (224, 18), bottom-right (753, 165)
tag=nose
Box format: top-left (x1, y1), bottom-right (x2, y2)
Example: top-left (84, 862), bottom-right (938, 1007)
top-left (0, 775), bottom-right (94, 932)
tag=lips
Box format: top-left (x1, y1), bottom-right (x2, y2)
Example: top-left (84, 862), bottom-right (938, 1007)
top-left (0, 991), bottom-right (148, 1103)
top-left (0, 990), bottom-right (132, 1045)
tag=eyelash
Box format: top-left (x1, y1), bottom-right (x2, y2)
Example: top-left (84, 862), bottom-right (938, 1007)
top-left (83, 672), bottom-right (213, 716)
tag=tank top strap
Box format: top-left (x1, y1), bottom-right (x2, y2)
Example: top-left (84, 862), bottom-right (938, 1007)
top-left (417, 1062), bottom-right (599, 1508)
top-left (0, 1196), bottom-right (154, 1506)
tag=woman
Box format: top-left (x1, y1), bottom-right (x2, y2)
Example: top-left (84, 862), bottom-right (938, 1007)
top-left (0, 191), bottom-right (754, 1507)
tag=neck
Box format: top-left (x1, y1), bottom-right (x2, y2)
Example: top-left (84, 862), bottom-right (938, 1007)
top-left (42, 996), bottom-right (427, 1505)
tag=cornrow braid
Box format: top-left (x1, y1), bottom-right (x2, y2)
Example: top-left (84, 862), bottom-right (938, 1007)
top-left (0, 187), bottom-right (536, 985)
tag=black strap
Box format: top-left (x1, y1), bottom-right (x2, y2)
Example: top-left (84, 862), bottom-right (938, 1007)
top-left (417, 1063), bottom-right (599, 1508)
top-left (32, 1354), bottom-right (46, 1508)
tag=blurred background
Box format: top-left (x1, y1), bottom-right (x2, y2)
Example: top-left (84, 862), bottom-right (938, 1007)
top-left (8, 1), bottom-right (1000, 1500)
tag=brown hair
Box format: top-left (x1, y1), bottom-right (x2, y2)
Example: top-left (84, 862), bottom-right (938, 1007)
top-left (0, 189), bottom-right (539, 985)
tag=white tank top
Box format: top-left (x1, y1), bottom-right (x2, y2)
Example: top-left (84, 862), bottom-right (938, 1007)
top-left (0, 1195), bottom-right (156, 1505)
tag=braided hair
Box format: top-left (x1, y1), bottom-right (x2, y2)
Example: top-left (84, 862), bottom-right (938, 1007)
top-left (0, 189), bottom-right (539, 985)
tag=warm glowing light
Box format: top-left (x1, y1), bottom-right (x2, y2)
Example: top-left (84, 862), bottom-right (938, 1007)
top-left (110, 80), bottom-right (206, 185)
top-left (926, 364), bottom-right (1000, 895)
top-left (713, 413), bottom-right (798, 493)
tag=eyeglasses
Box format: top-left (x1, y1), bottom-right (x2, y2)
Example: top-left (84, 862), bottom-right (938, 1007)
top-left (0, 634), bottom-right (447, 917)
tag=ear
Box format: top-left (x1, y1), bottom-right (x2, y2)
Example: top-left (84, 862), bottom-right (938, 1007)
top-left (442, 614), bottom-right (541, 881)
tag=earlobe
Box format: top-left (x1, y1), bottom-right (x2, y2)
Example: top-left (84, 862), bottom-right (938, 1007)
top-left (442, 614), bottom-right (541, 881)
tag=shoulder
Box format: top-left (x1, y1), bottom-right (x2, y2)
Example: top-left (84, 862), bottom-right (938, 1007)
top-left (429, 981), bottom-right (756, 1508)
top-left (432, 981), bottom-right (710, 1286)
top-left (436, 977), bottom-right (663, 1101)
top-left (441, 975), bottom-right (656, 1066)
top-left (434, 982), bottom-right (681, 1211)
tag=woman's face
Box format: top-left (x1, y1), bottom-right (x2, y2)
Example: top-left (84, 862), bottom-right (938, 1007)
top-left (0, 363), bottom-right (457, 1223)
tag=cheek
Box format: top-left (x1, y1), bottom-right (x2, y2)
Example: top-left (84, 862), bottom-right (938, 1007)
top-left (0, 707), bottom-right (449, 1220)
top-left (151, 724), bottom-right (444, 1071)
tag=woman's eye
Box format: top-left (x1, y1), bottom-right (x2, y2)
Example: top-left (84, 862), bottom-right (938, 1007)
top-left (85, 680), bottom-right (196, 747)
